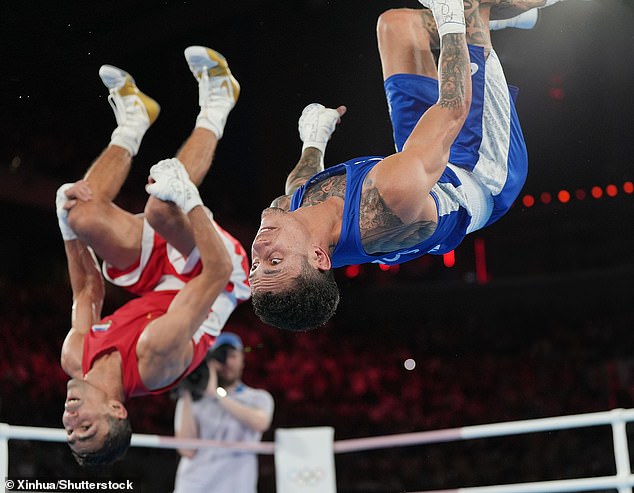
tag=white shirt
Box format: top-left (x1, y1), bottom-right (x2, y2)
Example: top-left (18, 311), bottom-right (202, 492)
top-left (173, 383), bottom-right (274, 493)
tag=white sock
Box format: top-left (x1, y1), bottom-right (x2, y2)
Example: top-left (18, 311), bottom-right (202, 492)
top-left (110, 126), bottom-right (145, 157)
top-left (107, 92), bottom-right (152, 156)
top-left (110, 125), bottom-right (145, 156)
top-left (193, 72), bottom-right (236, 140)
top-left (195, 106), bottom-right (230, 140)
top-left (489, 9), bottom-right (538, 30)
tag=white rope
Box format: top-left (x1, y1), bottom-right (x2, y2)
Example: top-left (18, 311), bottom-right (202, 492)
top-left (416, 475), bottom-right (634, 493)
top-left (4, 408), bottom-right (633, 453)
top-left (3, 408), bottom-right (634, 493)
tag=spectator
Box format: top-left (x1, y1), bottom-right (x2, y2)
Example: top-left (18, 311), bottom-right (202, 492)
top-left (173, 332), bottom-right (274, 493)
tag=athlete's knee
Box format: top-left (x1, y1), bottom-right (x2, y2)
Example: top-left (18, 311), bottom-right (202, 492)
top-left (67, 198), bottom-right (108, 236)
top-left (144, 196), bottom-right (181, 231)
top-left (378, 8), bottom-right (437, 55)
top-left (377, 9), bottom-right (419, 42)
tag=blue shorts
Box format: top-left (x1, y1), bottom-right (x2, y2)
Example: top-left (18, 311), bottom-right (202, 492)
top-left (384, 45), bottom-right (528, 226)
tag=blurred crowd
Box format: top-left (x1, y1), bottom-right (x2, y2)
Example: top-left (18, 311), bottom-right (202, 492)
top-left (1, 267), bottom-right (632, 492)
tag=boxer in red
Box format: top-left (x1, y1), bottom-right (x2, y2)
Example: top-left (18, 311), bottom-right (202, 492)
top-left (56, 47), bottom-right (249, 466)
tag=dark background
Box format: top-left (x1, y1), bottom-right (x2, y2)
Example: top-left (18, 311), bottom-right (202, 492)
top-left (1, 0), bottom-right (633, 491)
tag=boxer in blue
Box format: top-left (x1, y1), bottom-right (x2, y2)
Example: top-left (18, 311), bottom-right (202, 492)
top-left (250, 0), bottom-right (536, 331)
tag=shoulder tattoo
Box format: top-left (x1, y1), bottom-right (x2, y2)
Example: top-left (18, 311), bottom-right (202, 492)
top-left (302, 174), bottom-right (347, 207)
top-left (359, 185), bottom-right (436, 254)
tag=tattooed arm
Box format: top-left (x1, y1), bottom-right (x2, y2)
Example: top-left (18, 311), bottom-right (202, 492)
top-left (358, 30), bottom-right (471, 229)
top-left (270, 104), bottom-right (346, 210)
top-left (285, 148), bottom-right (325, 196)
top-left (290, 103), bottom-right (346, 195)
top-left (268, 148), bottom-right (324, 210)
top-left (390, 32), bottom-right (471, 190)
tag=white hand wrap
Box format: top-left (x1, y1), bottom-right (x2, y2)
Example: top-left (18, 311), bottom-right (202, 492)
top-left (427, 0), bottom-right (466, 37)
top-left (146, 158), bottom-right (203, 213)
top-left (55, 183), bottom-right (77, 241)
top-left (298, 103), bottom-right (341, 154)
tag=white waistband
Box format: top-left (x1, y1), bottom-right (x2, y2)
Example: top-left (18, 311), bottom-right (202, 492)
top-left (448, 164), bottom-right (493, 233)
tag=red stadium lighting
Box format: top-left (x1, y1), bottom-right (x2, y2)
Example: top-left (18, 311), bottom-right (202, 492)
top-left (548, 74), bottom-right (565, 101)
top-left (623, 181), bottom-right (633, 194)
top-left (606, 184), bottom-right (618, 197)
top-left (548, 87), bottom-right (565, 101)
top-left (575, 188), bottom-right (586, 200)
top-left (540, 192), bottom-right (552, 204)
top-left (344, 265), bottom-right (360, 279)
top-left (474, 238), bottom-right (488, 284)
top-left (522, 194), bottom-right (535, 207)
top-left (557, 190), bottom-right (571, 203)
top-left (591, 186), bottom-right (603, 199)
top-left (443, 250), bottom-right (455, 268)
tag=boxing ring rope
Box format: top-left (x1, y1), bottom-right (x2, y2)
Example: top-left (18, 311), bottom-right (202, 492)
top-left (2, 408), bottom-right (634, 492)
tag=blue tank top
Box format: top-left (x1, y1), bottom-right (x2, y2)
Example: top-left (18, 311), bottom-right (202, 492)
top-left (290, 156), bottom-right (474, 267)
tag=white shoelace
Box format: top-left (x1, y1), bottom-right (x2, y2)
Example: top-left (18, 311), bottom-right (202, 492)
top-left (107, 90), bottom-right (128, 126)
top-left (198, 69), bottom-right (210, 108)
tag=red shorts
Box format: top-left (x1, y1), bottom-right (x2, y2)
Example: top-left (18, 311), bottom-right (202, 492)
top-left (103, 215), bottom-right (250, 338)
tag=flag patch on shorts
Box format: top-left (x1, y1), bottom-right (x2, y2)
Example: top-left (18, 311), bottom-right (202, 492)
top-left (91, 321), bottom-right (112, 332)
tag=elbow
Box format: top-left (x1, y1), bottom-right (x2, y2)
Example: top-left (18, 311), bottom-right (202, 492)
top-left (199, 248), bottom-right (233, 292)
top-left (252, 415), bottom-right (273, 434)
top-left (213, 253), bottom-right (234, 286)
top-left (201, 256), bottom-right (233, 300)
top-left (177, 448), bottom-right (196, 459)
top-left (253, 423), bottom-right (270, 434)
top-left (60, 351), bottom-right (73, 376)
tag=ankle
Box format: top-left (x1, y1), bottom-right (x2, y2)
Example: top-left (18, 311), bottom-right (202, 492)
top-left (195, 108), bottom-right (228, 139)
top-left (195, 82), bottom-right (236, 139)
top-left (110, 123), bottom-right (147, 156)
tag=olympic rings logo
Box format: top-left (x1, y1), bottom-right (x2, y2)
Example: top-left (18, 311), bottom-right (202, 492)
top-left (287, 467), bottom-right (326, 486)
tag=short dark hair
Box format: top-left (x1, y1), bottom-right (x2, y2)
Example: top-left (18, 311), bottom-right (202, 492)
top-left (71, 415), bottom-right (132, 467)
top-left (252, 261), bottom-right (339, 331)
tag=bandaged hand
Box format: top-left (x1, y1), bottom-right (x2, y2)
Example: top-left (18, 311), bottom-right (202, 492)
top-left (298, 103), bottom-right (347, 154)
top-left (146, 158), bottom-right (203, 213)
top-left (55, 182), bottom-right (90, 240)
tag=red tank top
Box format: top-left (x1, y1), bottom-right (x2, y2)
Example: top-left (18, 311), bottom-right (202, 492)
top-left (82, 290), bottom-right (213, 399)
